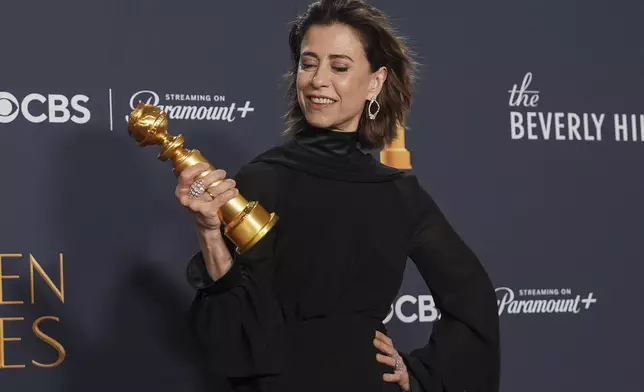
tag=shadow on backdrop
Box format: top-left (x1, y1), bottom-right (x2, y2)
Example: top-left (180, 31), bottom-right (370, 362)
top-left (43, 125), bottom-right (251, 391)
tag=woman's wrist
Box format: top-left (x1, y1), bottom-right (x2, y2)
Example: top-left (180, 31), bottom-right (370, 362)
top-left (198, 226), bottom-right (234, 281)
top-left (198, 226), bottom-right (224, 241)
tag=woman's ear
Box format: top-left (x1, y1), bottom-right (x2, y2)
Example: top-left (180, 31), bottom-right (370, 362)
top-left (368, 66), bottom-right (388, 100)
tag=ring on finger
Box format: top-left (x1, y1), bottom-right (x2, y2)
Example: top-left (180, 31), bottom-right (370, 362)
top-left (392, 355), bottom-right (404, 371)
top-left (206, 189), bottom-right (215, 200)
top-left (188, 179), bottom-right (206, 199)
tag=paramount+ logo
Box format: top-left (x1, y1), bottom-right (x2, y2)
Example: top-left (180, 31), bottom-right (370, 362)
top-left (0, 91), bottom-right (91, 124)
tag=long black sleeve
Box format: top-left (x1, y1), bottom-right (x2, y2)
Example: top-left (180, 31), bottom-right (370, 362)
top-left (185, 162), bottom-right (286, 378)
top-left (398, 175), bottom-right (500, 392)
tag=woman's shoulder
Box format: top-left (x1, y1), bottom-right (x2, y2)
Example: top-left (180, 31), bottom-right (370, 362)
top-left (390, 171), bottom-right (437, 217)
top-left (228, 146), bottom-right (291, 204)
top-left (232, 163), bottom-right (281, 190)
top-left (233, 158), bottom-right (280, 182)
top-left (391, 171), bottom-right (428, 197)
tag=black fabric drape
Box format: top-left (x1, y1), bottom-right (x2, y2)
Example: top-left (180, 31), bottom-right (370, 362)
top-left (185, 124), bottom-right (500, 392)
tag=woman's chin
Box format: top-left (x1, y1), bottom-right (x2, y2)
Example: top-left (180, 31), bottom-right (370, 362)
top-left (304, 115), bottom-right (334, 129)
top-left (303, 112), bottom-right (357, 131)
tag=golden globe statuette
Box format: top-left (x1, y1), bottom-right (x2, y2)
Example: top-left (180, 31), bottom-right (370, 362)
top-left (380, 123), bottom-right (412, 169)
top-left (382, 45), bottom-right (412, 169)
top-left (127, 102), bottom-right (278, 254)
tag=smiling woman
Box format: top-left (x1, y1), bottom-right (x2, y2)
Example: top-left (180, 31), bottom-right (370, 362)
top-left (179, 1), bottom-right (500, 392)
top-left (295, 23), bottom-right (388, 134)
top-left (284, 2), bottom-right (414, 150)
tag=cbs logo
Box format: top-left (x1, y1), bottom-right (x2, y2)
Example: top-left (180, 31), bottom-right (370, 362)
top-left (383, 294), bottom-right (442, 324)
top-left (0, 92), bottom-right (90, 124)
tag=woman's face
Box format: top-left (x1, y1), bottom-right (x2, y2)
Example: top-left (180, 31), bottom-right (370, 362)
top-left (296, 23), bottom-right (386, 132)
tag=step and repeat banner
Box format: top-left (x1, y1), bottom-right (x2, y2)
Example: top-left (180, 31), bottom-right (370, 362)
top-left (1, 0), bottom-right (642, 391)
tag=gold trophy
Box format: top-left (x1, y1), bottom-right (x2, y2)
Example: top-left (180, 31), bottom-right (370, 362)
top-left (127, 102), bottom-right (279, 254)
top-left (380, 123), bottom-right (412, 169)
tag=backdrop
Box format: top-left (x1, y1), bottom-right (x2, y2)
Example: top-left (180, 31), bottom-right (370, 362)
top-left (1, 0), bottom-right (642, 391)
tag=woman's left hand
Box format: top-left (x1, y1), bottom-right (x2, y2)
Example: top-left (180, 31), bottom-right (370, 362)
top-left (374, 330), bottom-right (411, 391)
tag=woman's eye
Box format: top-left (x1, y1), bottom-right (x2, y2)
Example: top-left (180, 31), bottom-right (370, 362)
top-left (333, 66), bottom-right (349, 72)
top-left (300, 63), bottom-right (315, 69)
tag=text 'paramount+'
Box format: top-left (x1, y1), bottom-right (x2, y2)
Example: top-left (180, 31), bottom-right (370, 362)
top-left (126, 90), bottom-right (254, 123)
top-left (496, 287), bottom-right (597, 316)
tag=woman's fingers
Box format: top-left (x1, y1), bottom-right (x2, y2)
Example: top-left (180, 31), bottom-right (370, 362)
top-left (173, 164), bottom-right (238, 232)
top-left (176, 167), bottom-right (229, 205)
top-left (383, 373), bottom-right (402, 383)
top-left (374, 331), bottom-right (410, 391)
top-left (201, 169), bottom-right (229, 190)
top-left (205, 177), bottom-right (236, 198)
top-left (376, 353), bottom-right (396, 368)
top-left (375, 331), bottom-right (393, 346)
top-left (177, 163), bottom-right (213, 190)
top-left (197, 188), bottom-right (239, 213)
top-left (373, 337), bottom-right (396, 356)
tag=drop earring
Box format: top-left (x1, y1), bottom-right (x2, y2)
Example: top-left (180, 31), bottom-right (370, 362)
top-left (367, 97), bottom-right (380, 120)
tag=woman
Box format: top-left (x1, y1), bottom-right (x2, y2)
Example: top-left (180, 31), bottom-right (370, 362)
top-left (178, 0), bottom-right (500, 391)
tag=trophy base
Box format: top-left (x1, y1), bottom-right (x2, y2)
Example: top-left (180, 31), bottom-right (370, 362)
top-left (235, 213), bottom-right (279, 254)
top-left (380, 149), bottom-right (411, 169)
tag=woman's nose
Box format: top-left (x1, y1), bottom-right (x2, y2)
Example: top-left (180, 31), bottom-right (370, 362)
top-left (311, 68), bottom-right (330, 88)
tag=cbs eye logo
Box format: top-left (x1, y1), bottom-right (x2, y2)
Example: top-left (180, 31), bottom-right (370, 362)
top-left (0, 92), bottom-right (91, 124)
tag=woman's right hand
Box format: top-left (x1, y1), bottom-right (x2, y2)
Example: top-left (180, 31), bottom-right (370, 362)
top-left (175, 163), bottom-right (240, 232)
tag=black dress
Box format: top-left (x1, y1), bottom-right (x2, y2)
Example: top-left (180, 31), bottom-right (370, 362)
top-left (186, 124), bottom-right (500, 392)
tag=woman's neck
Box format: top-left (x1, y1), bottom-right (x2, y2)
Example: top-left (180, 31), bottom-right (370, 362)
top-left (329, 127), bottom-right (357, 134)
top-left (293, 123), bottom-right (360, 158)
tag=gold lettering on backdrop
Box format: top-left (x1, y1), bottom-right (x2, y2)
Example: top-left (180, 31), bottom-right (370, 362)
top-left (0, 253), bottom-right (67, 370)
top-left (0, 254), bottom-right (25, 305)
top-left (0, 317), bottom-right (26, 369)
top-left (32, 316), bottom-right (65, 368)
top-left (30, 254), bottom-right (64, 304)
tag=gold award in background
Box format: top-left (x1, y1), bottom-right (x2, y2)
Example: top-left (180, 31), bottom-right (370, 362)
top-left (380, 123), bottom-right (412, 169)
top-left (126, 103), bottom-right (279, 254)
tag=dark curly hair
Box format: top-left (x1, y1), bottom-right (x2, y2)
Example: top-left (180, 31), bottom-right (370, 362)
top-left (283, 0), bottom-right (418, 149)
